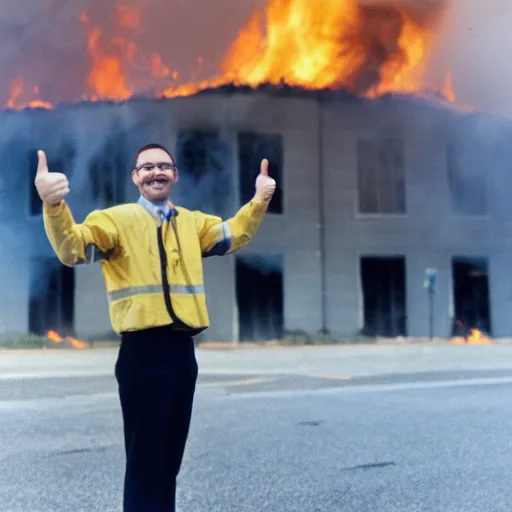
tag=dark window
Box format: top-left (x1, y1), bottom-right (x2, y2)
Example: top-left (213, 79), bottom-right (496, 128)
top-left (29, 141), bottom-right (76, 216)
top-left (447, 143), bottom-right (488, 216)
top-left (29, 258), bottom-right (75, 336)
top-left (177, 131), bottom-right (221, 179)
top-left (0, 135), bottom-right (36, 217)
top-left (236, 254), bottom-right (284, 342)
top-left (89, 127), bottom-right (128, 208)
top-left (360, 256), bottom-right (407, 337)
top-left (238, 132), bottom-right (283, 214)
top-left (452, 257), bottom-right (491, 336)
top-left (357, 138), bottom-right (405, 214)
top-left (176, 130), bottom-right (231, 216)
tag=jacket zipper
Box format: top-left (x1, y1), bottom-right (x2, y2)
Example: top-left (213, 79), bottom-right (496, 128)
top-left (156, 220), bottom-right (187, 328)
top-left (156, 210), bottom-right (206, 336)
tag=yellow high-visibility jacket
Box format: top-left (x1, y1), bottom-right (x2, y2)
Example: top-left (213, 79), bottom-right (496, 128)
top-left (42, 198), bottom-right (269, 335)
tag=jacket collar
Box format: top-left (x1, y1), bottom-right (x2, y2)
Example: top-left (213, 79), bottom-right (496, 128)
top-left (138, 195), bottom-right (179, 220)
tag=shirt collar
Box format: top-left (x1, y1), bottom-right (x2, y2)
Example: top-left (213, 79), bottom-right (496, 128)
top-left (138, 196), bottom-right (177, 220)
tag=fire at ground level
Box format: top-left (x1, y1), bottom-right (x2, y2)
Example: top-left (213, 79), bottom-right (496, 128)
top-left (2, 327), bottom-right (494, 349)
top-left (10, 244), bottom-right (500, 346)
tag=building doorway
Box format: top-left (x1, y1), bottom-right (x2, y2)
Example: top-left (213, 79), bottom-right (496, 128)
top-left (360, 256), bottom-right (407, 337)
top-left (451, 257), bottom-right (491, 336)
top-left (235, 254), bottom-right (284, 342)
top-left (29, 258), bottom-right (75, 336)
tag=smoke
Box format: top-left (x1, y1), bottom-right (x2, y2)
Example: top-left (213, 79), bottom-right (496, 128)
top-left (429, 1), bottom-right (512, 116)
top-left (172, 117), bottom-right (235, 218)
top-left (0, 98), bottom-right (241, 315)
top-left (0, 0), bottom-right (263, 105)
top-left (0, 0), bottom-right (511, 116)
top-left (237, 253), bottom-right (283, 277)
top-left (358, 0), bottom-right (448, 25)
top-left (0, 0), bottom-right (511, 338)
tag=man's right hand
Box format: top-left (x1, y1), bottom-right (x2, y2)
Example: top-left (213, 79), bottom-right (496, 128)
top-left (34, 150), bottom-right (70, 205)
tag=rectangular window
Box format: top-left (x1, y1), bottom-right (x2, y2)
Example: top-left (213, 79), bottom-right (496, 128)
top-left (360, 256), bottom-right (407, 337)
top-left (29, 257), bottom-right (75, 336)
top-left (235, 254), bottom-right (284, 342)
top-left (357, 138), bottom-right (405, 214)
top-left (447, 143), bottom-right (488, 216)
top-left (238, 132), bottom-right (283, 214)
top-left (89, 130), bottom-right (127, 208)
top-left (176, 130), bottom-right (231, 216)
top-left (29, 150), bottom-right (41, 216)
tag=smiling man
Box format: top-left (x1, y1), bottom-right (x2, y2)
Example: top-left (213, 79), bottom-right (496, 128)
top-left (133, 143), bottom-right (178, 205)
top-left (34, 142), bottom-right (276, 512)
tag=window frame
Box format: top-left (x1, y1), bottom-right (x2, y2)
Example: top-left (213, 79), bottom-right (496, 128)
top-left (237, 131), bottom-right (284, 215)
top-left (356, 137), bottom-right (407, 218)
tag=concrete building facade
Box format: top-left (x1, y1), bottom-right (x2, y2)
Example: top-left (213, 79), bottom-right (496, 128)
top-left (1, 88), bottom-right (511, 342)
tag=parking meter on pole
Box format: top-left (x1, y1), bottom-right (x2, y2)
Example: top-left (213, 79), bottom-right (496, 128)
top-left (424, 268), bottom-right (437, 340)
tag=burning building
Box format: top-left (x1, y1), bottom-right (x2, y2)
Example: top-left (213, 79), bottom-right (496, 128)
top-left (0, 0), bottom-right (511, 343)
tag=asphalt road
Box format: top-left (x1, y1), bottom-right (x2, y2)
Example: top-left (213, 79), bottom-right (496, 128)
top-left (1, 369), bottom-right (512, 511)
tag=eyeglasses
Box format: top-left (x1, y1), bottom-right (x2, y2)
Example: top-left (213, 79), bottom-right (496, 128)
top-left (135, 162), bottom-right (177, 173)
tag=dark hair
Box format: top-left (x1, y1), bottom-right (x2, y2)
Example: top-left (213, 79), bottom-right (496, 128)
top-left (135, 143), bottom-right (175, 164)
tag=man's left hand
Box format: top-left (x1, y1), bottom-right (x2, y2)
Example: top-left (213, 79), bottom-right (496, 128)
top-left (254, 159), bottom-right (276, 203)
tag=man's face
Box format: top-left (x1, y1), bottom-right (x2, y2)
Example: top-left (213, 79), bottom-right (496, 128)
top-left (132, 147), bottom-right (178, 202)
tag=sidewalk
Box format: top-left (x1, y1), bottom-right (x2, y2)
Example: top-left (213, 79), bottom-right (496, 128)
top-left (0, 343), bottom-right (511, 380)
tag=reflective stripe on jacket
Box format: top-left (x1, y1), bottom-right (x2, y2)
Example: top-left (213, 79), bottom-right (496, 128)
top-left (42, 199), bottom-right (268, 334)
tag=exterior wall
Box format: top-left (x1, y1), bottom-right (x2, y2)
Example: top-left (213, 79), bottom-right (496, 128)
top-left (322, 98), bottom-right (512, 338)
top-left (202, 256), bottom-right (236, 342)
top-left (226, 94), bottom-right (323, 336)
top-left (0, 230), bottom-right (29, 337)
top-left (0, 109), bottom-right (40, 338)
top-left (489, 254), bottom-right (512, 337)
top-left (1, 91), bottom-right (511, 341)
top-left (162, 93), bottom-right (323, 340)
top-left (74, 265), bottom-right (112, 339)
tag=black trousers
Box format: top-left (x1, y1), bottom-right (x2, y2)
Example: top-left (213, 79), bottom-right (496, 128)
top-left (115, 326), bottom-right (198, 512)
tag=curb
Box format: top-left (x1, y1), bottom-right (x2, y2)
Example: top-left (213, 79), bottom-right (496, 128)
top-left (1, 338), bottom-right (510, 352)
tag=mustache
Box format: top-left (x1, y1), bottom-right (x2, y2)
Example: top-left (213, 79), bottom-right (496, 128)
top-left (141, 174), bottom-right (172, 184)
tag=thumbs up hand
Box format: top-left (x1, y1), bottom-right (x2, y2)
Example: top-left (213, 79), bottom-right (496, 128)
top-left (34, 150), bottom-right (70, 205)
top-left (254, 159), bottom-right (276, 203)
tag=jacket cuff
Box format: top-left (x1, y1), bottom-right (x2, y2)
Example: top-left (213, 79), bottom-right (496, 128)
top-left (43, 200), bottom-right (65, 217)
top-left (250, 198), bottom-right (270, 217)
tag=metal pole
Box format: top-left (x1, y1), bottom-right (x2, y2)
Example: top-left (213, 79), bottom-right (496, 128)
top-left (317, 95), bottom-right (327, 335)
top-left (424, 268), bottom-right (437, 341)
top-left (429, 286), bottom-right (434, 340)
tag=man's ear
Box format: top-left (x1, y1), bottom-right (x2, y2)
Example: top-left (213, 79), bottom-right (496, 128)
top-left (131, 169), bottom-right (139, 186)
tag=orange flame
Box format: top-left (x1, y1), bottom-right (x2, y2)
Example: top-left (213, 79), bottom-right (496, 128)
top-left (467, 328), bottom-right (493, 345)
top-left (86, 27), bottom-right (132, 101)
top-left (46, 330), bottom-right (89, 349)
top-left (47, 330), bottom-right (64, 344)
top-left (6, 77), bottom-right (53, 110)
top-left (66, 336), bottom-right (90, 350)
top-left (452, 328), bottom-right (494, 346)
top-left (5, 0), bottom-right (461, 109)
top-left (152, 54), bottom-right (172, 79)
top-left (442, 71), bottom-right (456, 103)
top-left (81, 7), bottom-right (176, 102)
top-left (162, 0), bottom-right (453, 101)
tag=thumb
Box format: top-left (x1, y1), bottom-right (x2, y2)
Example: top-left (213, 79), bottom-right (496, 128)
top-left (260, 158), bottom-right (269, 177)
top-left (36, 150), bottom-right (48, 175)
